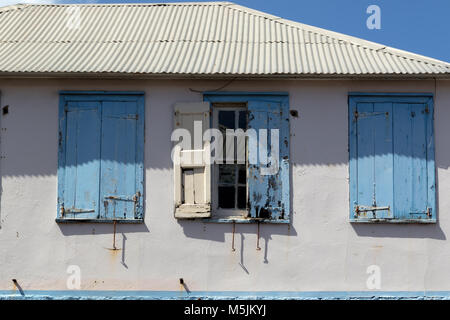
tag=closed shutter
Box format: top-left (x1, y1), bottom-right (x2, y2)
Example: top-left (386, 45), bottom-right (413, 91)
top-left (59, 101), bottom-right (101, 219)
top-left (352, 102), bottom-right (394, 219)
top-left (173, 102), bottom-right (211, 218)
top-left (247, 100), bottom-right (290, 220)
top-left (349, 95), bottom-right (435, 222)
top-left (393, 102), bottom-right (432, 220)
top-left (99, 100), bottom-right (144, 220)
top-left (58, 93), bottom-right (144, 222)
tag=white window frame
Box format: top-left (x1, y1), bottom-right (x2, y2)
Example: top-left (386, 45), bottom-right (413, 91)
top-left (211, 103), bottom-right (249, 220)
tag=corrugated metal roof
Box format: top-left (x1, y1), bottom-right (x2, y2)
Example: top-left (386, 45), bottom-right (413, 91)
top-left (0, 2), bottom-right (449, 78)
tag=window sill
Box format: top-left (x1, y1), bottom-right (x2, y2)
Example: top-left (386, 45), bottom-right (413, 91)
top-left (55, 218), bottom-right (144, 224)
top-left (350, 218), bottom-right (436, 224)
top-left (200, 217), bottom-right (290, 224)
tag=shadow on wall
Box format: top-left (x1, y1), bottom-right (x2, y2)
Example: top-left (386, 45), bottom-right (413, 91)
top-left (179, 220), bottom-right (297, 242)
top-left (57, 222), bottom-right (149, 236)
top-left (352, 223), bottom-right (446, 240)
top-left (57, 223), bottom-right (148, 267)
top-left (2, 85), bottom-right (449, 243)
top-left (178, 220), bottom-right (297, 266)
top-left (0, 87), bottom-right (174, 178)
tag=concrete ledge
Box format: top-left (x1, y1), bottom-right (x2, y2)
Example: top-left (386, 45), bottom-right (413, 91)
top-left (2, 290), bottom-right (450, 300)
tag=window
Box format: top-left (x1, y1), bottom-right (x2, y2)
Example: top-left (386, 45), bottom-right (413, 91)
top-left (57, 92), bottom-right (144, 222)
top-left (349, 93), bottom-right (436, 223)
top-left (173, 93), bottom-right (290, 223)
top-left (213, 104), bottom-right (248, 218)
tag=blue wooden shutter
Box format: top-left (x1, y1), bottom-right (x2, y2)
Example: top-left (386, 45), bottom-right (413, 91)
top-left (351, 102), bottom-right (394, 219)
top-left (59, 101), bottom-right (101, 219)
top-left (247, 100), bottom-right (290, 221)
top-left (349, 95), bottom-right (435, 222)
top-left (99, 99), bottom-right (144, 220)
top-left (58, 93), bottom-right (144, 222)
top-left (393, 102), bottom-right (432, 220)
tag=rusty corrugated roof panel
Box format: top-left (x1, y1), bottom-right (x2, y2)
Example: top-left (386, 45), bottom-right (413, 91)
top-left (0, 2), bottom-right (449, 77)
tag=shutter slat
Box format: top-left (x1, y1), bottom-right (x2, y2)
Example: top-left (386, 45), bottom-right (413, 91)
top-left (62, 101), bottom-right (101, 220)
top-left (393, 103), bottom-right (428, 219)
top-left (99, 100), bottom-right (143, 220)
top-left (355, 102), bottom-right (393, 219)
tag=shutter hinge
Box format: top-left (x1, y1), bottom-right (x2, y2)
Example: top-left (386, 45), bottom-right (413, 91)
top-left (425, 106), bottom-right (430, 114)
top-left (353, 110), bottom-right (358, 119)
top-left (427, 207), bottom-right (432, 218)
top-left (63, 208), bottom-right (95, 213)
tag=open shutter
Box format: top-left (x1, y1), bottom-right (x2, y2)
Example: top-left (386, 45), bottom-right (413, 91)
top-left (99, 99), bottom-right (144, 220)
top-left (59, 101), bottom-right (101, 219)
top-left (247, 100), bottom-right (290, 221)
top-left (173, 102), bottom-right (211, 218)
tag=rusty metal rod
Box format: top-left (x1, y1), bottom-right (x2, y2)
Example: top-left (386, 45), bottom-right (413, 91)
top-left (113, 220), bottom-right (117, 250)
top-left (256, 222), bottom-right (261, 251)
top-left (231, 222), bottom-right (236, 252)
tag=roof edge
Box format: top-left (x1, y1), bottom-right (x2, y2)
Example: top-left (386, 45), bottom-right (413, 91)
top-left (0, 2), bottom-right (234, 9)
top-left (0, 71), bottom-right (449, 80)
top-left (0, 4), bottom-right (30, 13)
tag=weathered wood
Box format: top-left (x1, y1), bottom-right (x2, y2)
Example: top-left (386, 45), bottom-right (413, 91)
top-left (349, 95), bottom-right (435, 222)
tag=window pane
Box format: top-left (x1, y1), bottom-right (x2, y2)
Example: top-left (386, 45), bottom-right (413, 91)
top-left (219, 186), bottom-right (235, 208)
top-left (238, 164), bottom-right (246, 184)
top-left (219, 165), bottom-right (235, 184)
top-left (237, 186), bottom-right (246, 209)
top-left (219, 111), bottom-right (235, 130)
top-left (219, 111), bottom-right (235, 162)
top-left (214, 107), bottom-right (249, 214)
top-left (239, 110), bottom-right (247, 129)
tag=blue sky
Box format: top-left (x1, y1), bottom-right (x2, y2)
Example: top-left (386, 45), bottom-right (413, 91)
top-left (3, 0), bottom-right (450, 62)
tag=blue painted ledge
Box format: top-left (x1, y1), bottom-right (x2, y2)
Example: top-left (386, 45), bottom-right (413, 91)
top-left (2, 290), bottom-right (450, 300)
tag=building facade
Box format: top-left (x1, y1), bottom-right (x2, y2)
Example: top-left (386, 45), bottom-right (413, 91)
top-left (0, 3), bottom-right (450, 299)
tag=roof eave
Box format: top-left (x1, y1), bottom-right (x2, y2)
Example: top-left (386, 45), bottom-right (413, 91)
top-left (0, 72), bottom-right (449, 81)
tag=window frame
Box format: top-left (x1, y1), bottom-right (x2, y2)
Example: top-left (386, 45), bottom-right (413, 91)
top-left (56, 91), bottom-right (145, 224)
top-left (348, 92), bottom-right (436, 224)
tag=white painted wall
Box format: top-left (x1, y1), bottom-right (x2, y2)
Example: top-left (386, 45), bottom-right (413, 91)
top-left (0, 78), bottom-right (449, 293)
